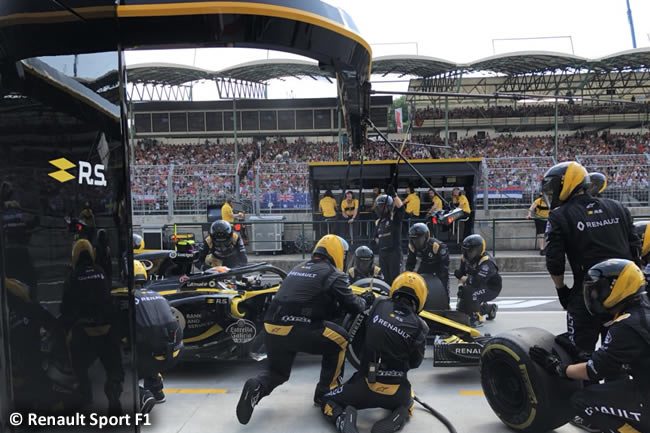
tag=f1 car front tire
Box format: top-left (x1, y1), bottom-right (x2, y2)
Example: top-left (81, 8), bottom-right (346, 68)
top-left (480, 327), bottom-right (581, 433)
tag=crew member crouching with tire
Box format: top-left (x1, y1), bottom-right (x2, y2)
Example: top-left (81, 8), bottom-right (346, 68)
top-left (348, 246), bottom-right (383, 284)
top-left (133, 260), bottom-right (183, 413)
top-left (454, 234), bottom-right (501, 327)
top-left (530, 259), bottom-right (650, 433)
top-left (236, 235), bottom-right (372, 425)
top-left (320, 272), bottom-right (429, 433)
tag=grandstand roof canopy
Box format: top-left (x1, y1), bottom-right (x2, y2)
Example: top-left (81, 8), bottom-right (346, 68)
top-left (102, 47), bottom-right (650, 88)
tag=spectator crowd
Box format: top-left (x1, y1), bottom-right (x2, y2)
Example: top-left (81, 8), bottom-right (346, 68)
top-left (131, 131), bottom-right (650, 213)
top-left (416, 102), bottom-right (649, 120)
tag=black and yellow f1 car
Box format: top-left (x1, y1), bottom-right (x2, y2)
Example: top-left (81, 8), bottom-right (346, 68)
top-left (137, 255), bottom-right (487, 366)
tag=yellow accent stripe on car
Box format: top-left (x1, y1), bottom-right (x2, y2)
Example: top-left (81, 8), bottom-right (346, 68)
top-left (183, 324), bottom-right (223, 343)
top-left (419, 310), bottom-right (481, 338)
top-left (164, 388), bottom-right (227, 394)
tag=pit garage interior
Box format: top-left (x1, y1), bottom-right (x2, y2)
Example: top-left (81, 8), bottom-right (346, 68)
top-left (1, 1), bottom-right (649, 433)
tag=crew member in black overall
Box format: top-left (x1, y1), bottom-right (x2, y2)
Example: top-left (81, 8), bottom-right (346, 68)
top-left (133, 260), bottom-right (183, 413)
top-left (347, 246), bottom-right (384, 284)
top-left (543, 162), bottom-right (640, 355)
top-left (196, 219), bottom-right (248, 269)
top-left (530, 259), bottom-right (650, 433)
top-left (320, 272), bottom-right (429, 433)
top-left (236, 235), bottom-right (373, 425)
top-left (373, 185), bottom-right (404, 285)
top-left (454, 234), bottom-right (501, 327)
top-left (405, 223), bottom-right (449, 296)
top-left (61, 239), bottom-right (123, 414)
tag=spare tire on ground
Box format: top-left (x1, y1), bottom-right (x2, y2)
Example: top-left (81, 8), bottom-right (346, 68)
top-left (480, 327), bottom-right (581, 433)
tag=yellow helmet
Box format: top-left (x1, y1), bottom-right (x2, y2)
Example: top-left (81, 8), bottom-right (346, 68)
top-left (541, 161), bottom-right (588, 209)
top-left (584, 259), bottom-right (646, 316)
top-left (72, 239), bottom-right (95, 269)
top-left (313, 234), bottom-right (348, 271)
top-left (133, 260), bottom-right (148, 285)
top-left (390, 272), bottom-right (428, 312)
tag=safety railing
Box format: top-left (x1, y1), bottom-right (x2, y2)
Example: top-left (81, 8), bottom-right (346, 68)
top-left (142, 214), bottom-right (650, 262)
top-left (576, 154), bottom-right (650, 207)
top-left (479, 157), bottom-right (556, 209)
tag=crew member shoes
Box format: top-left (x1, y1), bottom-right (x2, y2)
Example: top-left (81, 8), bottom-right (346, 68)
top-left (371, 405), bottom-right (410, 433)
top-left (237, 378), bottom-right (263, 425)
top-left (336, 406), bottom-right (359, 433)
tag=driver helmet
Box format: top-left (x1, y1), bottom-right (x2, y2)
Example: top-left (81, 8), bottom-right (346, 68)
top-left (210, 220), bottom-right (235, 257)
top-left (408, 223), bottom-right (430, 251)
top-left (462, 234), bottom-right (486, 264)
top-left (584, 259), bottom-right (646, 316)
top-left (353, 246), bottom-right (374, 276)
top-left (390, 271), bottom-right (428, 312)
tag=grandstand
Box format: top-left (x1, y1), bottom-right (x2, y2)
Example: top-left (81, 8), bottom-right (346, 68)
top-left (126, 49), bottom-right (650, 217)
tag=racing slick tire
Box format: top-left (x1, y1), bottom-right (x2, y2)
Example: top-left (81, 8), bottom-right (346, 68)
top-left (351, 277), bottom-right (391, 296)
top-left (480, 327), bottom-right (581, 433)
top-left (421, 273), bottom-right (449, 311)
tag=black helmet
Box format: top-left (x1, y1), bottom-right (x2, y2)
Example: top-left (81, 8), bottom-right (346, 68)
top-left (354, 246), bottom-right (374, 275)
top-left (633, 221), bottom-right (650, 264)
top-left (586, 172), bottom-right (607, 197)
top-left (584, 259), bottom-right (646, 316)
top-left (375, 194), bottom-right (393, 218)
top-left (541, 161), bottom-right (588, 209)
top-left (462, 234), bottom-right (486, 264)
top-left (408, 223), bottom-right (430, 251)
top-left (133, 233), bottom-right (144, 251)
top-left (210, 220), bottom-right (234, 256)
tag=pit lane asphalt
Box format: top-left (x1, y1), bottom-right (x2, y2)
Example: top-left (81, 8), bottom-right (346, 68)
top-left (142, 272), bottom-right (584, 433)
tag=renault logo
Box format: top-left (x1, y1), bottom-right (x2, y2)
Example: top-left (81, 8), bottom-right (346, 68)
top-left (48, 158), bottom-right (76, 183)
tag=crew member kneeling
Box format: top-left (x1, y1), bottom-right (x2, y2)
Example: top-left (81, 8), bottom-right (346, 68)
top-left (133, 261), bottom-right (183, 413)
top-left (348, 246), bottom-right (383, 283)
top-left (454, 234), bottom-right (501, 326)
top-left (196, 220), bottom-right (248, 269)
top-left (530, 259), bottom-right (650, 433)
top-left (236, 235), bottom-right (372, 425)
top-left (321, 272), bottom-right (428, 433)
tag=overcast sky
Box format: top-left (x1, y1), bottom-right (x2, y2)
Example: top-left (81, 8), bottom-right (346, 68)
top-left (124, 0), bottom-right (650, 100)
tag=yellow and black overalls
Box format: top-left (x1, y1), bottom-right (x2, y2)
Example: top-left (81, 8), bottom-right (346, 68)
top-left (252, 257), bottom-right (366, 404)
top-left (321, 298), bottom-right (428, 427)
